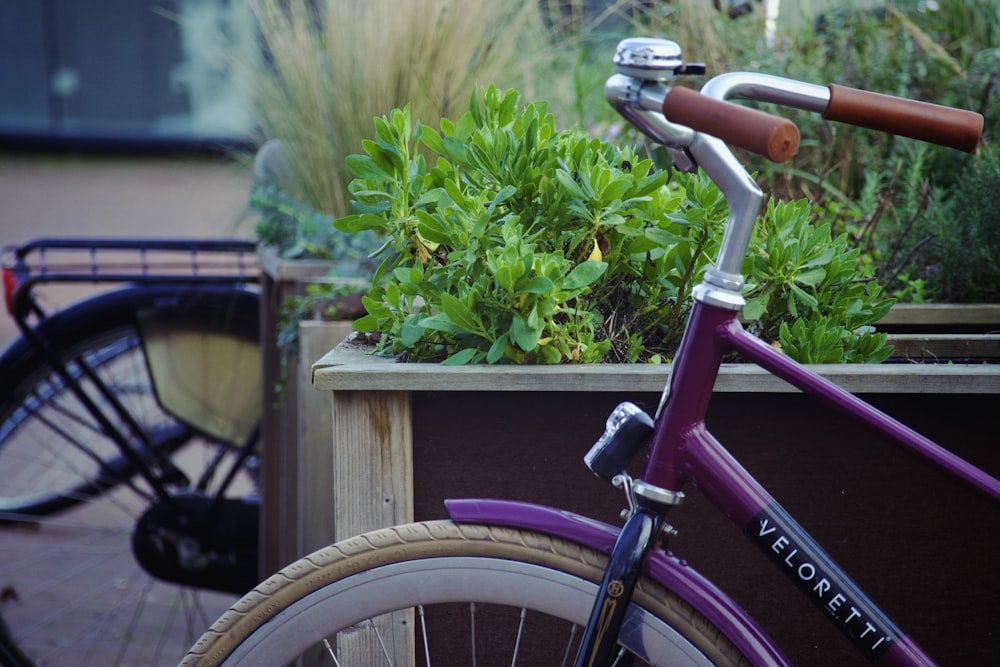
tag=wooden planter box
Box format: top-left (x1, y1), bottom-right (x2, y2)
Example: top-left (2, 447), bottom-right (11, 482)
top-left (257, 247), bottom-right (357, 574)
top-left (308, 339), bottom-right (999, 666)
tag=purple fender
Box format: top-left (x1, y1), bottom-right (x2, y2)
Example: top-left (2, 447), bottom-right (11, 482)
top-left (446, 498), bottom-right (790, 667)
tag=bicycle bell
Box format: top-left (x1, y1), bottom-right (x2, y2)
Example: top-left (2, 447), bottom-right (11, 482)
top-left (613, 37), bottom-right (705, 82)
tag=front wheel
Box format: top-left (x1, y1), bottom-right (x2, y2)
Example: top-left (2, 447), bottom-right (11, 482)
top-left (182, 521), bottom-right (748, 667)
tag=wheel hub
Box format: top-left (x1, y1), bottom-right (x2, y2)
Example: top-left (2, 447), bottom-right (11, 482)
top-left (132, 494), bottom-right (259, 595)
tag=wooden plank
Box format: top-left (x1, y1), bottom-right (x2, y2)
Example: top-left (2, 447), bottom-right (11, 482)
top-left (327, 387), bottom-right (414, 666)
top-left (887, 334), bottom-right (1000, 360)
top-left (313, 338), bottom-right (1000, 395)
top-left (258, 271), bottom-right (282, 578)
top-left (331, 389), bottom-right (413, 540)
top-left (258, 245), bottom-right (368, 284)
top-left (257, 245), bottom-right (340, 282)
top-left (258, 247), bottom-right (363, 575)
top-left (879, 303), bottom-right (1000, 326)
top-left (297, 321), bottom-right (354, 556)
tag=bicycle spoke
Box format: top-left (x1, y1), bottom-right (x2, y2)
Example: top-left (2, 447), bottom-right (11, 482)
top-left (470, 602), bottom-right (477, 667)
top-left (370, 617), bottom-right (394, 665)
top-left (417, 605), bottom-right (431, 667)
top-left (20, 531), bottom-right (117, 593)
top-left (111, 575), bottom-right (156, 666)
top-left (183, 586), bottom-right (217, 643)
top-left (611, 647), bottom-right (629, 666)
top-left (28, 390), bottom-right (107, 467)
top-left (322, 638), bottom-right (341, 666)
top-left (4, 377), bottom-right (157, 509)
top-left (561, 623), bottom-right (580, 667)
top-left (150, 586), bottom-right (183, 666)
top-left (510, 607), bottom-right (527, 667)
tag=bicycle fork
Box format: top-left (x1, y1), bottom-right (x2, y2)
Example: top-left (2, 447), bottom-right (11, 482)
top-left (575, 502), bottom-right (665, 667)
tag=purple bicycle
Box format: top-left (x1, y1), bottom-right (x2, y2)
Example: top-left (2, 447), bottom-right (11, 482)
top-left (180, 38), bottom-right (993, 667)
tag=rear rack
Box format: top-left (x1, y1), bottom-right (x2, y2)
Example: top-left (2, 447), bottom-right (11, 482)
top-left (4, 237), bottom-right (259, 285)
top-left (3, 238), bottom-right (260, 316)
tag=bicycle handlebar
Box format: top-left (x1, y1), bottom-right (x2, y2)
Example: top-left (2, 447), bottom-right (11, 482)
top-left (823, 84), bottom-right (983, 153)
top-left (661, 86), bottom-right (800, 162)
top-left (608, 37), bottom-right (986, 305)
top-left (611, 38), bottom-right (985, 157)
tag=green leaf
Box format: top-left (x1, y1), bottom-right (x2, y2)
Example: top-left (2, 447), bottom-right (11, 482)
top-left (627, 236), bottom-right (660, 254)
top-left (511, 313), bottom-right (540, 351)
top-left (401, 322), bottom-right (424, 346)
top-left (442, 347), bottom-right (479, 365)
top-left (385, 282), bottom-right (401, 308)
top-left (496, 265), bottom-right (514, 292)
top-left (419, 313), bottom-right (464, 334)
top-left (443, 178), bottom-right (465, 206)
top-left (802, 246), bottom-right (835, 269)
top-left (487, 333), bottom-right (510, 364)
top-left (599, 177), bottom-right (632, 203)
top-left (415, 210), bottom-right (452, 246)
top-left (351, 310), bottom-right (385, 332)
top-left (555, 169), bottom-right (586, 199)
top-left (350, 199), bottom-right (391, 215)
top-left (643, 227), bottom-right (682, 248)
top-left (345, 154), bottom-right (389, 180)
top-left (518, 276), bottom-right (554, 294)
top-left (563, 260), bottom-right (608, 290)
top-left (421, 125), bottom-right (444, 154)
top-left (487, 185), bottom-right (517, 212)
top-left (335, 213), bottom-right (389, 233)
top-left (361, 294), bottom-right (391, 318)
top-left (790, 283), bottom-right (819, 309)
top-left (742, 294), bottom-right (769, 321)
top-left (440, 136), bottom-right (470, 163)
top-left (795, 267), bottom-right (827, 287)
top-left (634, 169), bottom-right (669, 197)
top-left (539, 344), bottom-right (562, 364)
top-left (440, 293), bottom-right (480, 333)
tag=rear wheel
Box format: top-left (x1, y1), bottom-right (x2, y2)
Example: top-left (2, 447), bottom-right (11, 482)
top-left (0, 285), bottom-right (262, 667)
top-left (182, 521), bottom-right (749, 667)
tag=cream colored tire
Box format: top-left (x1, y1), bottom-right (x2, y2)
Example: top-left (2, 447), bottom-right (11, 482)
top-left (182, 520), bottom-right (749, 666)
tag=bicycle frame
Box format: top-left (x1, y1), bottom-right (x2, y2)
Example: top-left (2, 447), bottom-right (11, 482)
top-left (449, 298), bottom-right (1000, 666)
top-left (648, 298), bottom-right (1000, 665)
top-left (447, 39), bottom-right (998, 667)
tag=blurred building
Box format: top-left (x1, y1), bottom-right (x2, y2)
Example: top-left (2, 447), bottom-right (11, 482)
top-left (0, 0), bottom-right (252, 152)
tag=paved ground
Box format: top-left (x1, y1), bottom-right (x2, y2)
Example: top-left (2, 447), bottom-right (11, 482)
top-left (0, 152), bottom-right (254, 349)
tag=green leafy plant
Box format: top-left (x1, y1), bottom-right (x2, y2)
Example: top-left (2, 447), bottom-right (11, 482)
top-left (251, 186), bottom-right (380, 261)
top-left (744, 198), bottom-right (894, 362)
top-left (902, 148), bottom-right (1000, 302)
top-left (251, 183), bottom-right (378, 387)
top-left (336, 87), bottom-right (893, 365)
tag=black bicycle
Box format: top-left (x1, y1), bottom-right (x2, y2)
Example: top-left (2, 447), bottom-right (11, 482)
top-left (0, 238), bottom-right (263, 667)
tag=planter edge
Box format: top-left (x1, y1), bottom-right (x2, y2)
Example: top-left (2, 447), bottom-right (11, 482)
top-left (312, 337), bottom-right (1000, 395)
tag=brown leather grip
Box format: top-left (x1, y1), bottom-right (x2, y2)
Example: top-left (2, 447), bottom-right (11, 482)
top-left (823, 84), bottom-right (983, 153)
top-left (662, 86), bottom-right (800, 162)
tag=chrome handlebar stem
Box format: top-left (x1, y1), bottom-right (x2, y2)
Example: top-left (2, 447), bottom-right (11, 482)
top-left (606, 38), bottom-right (832, 309)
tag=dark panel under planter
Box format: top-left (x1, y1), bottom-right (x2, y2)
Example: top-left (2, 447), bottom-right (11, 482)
top-left (411, 390), bottom-right (999, 667)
